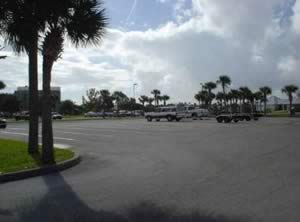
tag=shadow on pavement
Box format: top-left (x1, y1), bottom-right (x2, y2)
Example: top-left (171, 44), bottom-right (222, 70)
top-left (13, 173), bottom-right (252, 222)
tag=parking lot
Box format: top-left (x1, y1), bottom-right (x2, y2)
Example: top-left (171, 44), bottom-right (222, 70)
top-left (1, 117), bottom-right (300, 222)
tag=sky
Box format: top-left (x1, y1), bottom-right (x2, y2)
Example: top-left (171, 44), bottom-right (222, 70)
top-left (1, 0), bottom-right (300, 104)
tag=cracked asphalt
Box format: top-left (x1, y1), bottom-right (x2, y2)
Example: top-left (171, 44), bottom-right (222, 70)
top-left (0, 117), bottom-right (300, 222)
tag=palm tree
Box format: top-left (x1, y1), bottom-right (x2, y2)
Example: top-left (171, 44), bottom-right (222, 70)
top-left (161, 95), bottom-right (170, 106)
top-left (259, 86), bottom-right (272, 115)
top-left (216, 92), bottom-right (225, 109)
top-left (0, 0), bottom-right (47, 154)
top-left (282, 85), bottom-right (299, 117)
top-left (217, 75), bottom-right (231, 108)
top-left (138, 95), bottom-right (149, 107)
top-left (113, 91), bottom-right (128, 109)
top-left (254, 91), bottom-right (263, 112)
top-left (41, 0), bottom-right (107, 163)
top-left (194, 92), bottom-right (201, 105)
top-left (151, 89), bottom-right (161, 106)
top-left (0, 81), bottom-right (5, 90)
top-left (204, 82), bottom-right (217, 107)
top-left (148, 98), bottom-right (155, 106)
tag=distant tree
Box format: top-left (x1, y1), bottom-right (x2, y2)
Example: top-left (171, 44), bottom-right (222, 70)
top-left (282, 85), bottom-right (299, 116)
top-left (82, 88), bottom-right (100, 111)
top-left (254, 91), bottom-right (263, 112)
top-left (112, 91), bottom-right (128, 108)
top-left (204, 82), bottom-right (217, 106)
top-left (59, 100), bottom-right (77, 115)
top-left (148, 97), bottom-right (155, 106)
top-left (0, 94), bottom-right (20, 114)
top-left (99, 90), bottom-right (114, 111)
top-left (216, 92), bottom-right (225, 109)
top-left (0, 81), bottom-right (5, 90)
top-left (151, 89), bottom-right (161, 106)
top-left (194, 92), bottom-right (201, 105)
top-left (161, 95), bottom-right (170, 106)
top-left (259, 86), bottom-right (272, 115)
top-left (138, 95), bottom-right (149, 107)
top-left (0, 46), bottom-right (7, 59)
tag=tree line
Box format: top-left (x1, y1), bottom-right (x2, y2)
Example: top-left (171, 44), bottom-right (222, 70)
top-left (194, 75), bottom-right (299, 116)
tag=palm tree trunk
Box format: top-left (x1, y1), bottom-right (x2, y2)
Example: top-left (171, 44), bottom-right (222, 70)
top-left (42, 59), bottom-right (55, 164)
top-left (289, 97), bottom-right (292, 117)
top-left (164, 100), bottom-right (166, 106)
top-left (264, 96), bottom-right (267, 116)
top-left (28, 33), bottom-right (39, 154)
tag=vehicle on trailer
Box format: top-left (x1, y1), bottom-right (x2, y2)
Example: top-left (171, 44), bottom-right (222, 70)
top-left (14, 111), bottom-right (30, 121)
top-left (52, 112), bottom-right (63, 120)
top-left (84, 111), bottom-right (98, 117)
top-left (144, 106), bottom-right (191, 122)
top-left (184, 105), bottom-right (209, 119)
top-left (0, 118), bottom-right (7, 129)
top-left (216, 113), bottom-right (259, 123)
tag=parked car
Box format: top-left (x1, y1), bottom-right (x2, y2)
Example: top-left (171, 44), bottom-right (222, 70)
top-left (84, 112), bottom-right (98, 117)
top-left (144, 106), bottom-right (191, 122)
top-left (14, 111), bottom-right (30, 121)
top-left (0, 119), bottom-right (7, 129)
top-left (184, 106), bottom-right (209, 119)
top-left (52, 112), bottom-right (63, 120)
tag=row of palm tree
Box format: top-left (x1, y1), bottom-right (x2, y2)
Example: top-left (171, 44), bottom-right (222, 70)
top-left (139, 90), bottom-right (170, 107)
top-left (195, 75), bottom-right (299, 116)
top-left (0, 0), bottom-right (107, 163)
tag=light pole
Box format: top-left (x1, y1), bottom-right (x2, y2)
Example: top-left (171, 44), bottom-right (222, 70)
top-left (133, 83), bottom-right (138, 100)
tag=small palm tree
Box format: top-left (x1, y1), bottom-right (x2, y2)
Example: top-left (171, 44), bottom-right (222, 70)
top-left (194, 92), bottom-right (201, 106)
top-left (204, 82), bottom-right (217, 107)
top-left (161, 95), bottom-right (170, 106)
top-left (259, 86), bottom-right (272, 115)
top-left (148, 98), bottom-right (155, 106)
top-left (151, 89), bottom-right (161, 106)
top-left (138, 95), bottom-right (148, 107)
top-left (282, 85), bottom-right (299, 116)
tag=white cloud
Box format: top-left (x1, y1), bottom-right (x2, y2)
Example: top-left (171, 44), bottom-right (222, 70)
top-left (292, 0), bottom-right (300, 34)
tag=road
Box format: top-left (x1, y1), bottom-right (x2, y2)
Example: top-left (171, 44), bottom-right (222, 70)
top-left (0, 118), bottom-right (300, 222)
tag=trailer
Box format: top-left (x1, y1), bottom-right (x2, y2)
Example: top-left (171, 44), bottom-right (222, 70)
top-left (216, 113), bottom-right (259, 123)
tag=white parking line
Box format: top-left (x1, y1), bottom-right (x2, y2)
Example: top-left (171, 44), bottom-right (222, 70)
top-left (0, 131), bottom-right (74, 141)
top-left (56, 131), bottom-right (113, 138)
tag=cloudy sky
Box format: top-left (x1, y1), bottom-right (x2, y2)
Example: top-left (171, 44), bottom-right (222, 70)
top-left (1, 0), bottom-right (300, 103)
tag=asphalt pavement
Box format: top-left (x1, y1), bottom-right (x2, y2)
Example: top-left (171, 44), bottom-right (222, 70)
top-left (0, 117), bottom-right (300, 222)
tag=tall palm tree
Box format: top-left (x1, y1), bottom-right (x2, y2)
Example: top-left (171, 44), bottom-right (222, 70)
top-left (0, 0), bottom-right (48, 154)
top-left (216, 92), bottom-right (225, 109)
top-left (161, 95), bottom-right (170, 106)
top-left (194, 92), bottom-right (201, 106)
top-left (217, 75), bottom-right (231, 108)
top-left (151, 89), bottom-right (161, 106)
top-left (282, 85), bottom-right (299, 117)
top-left (259, 86), bottom-right (272, 115)
top-left (41, 0), bottom-right (107, 163)
top-left (138, 95), bottom-right (148, 107)
top-left (254, 91), bottom-right (263, 112)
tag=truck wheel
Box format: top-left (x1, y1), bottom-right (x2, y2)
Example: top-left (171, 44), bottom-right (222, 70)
top-left (233, 118), bottom-right (239, 123)
top-left (224, 117), bottom-right (231, 123)
top-left (245, 116), bottom-right (251, 121)
top-left (176, 118), bottom-right (181, 122)
top-left (156, 119), bottom-right (160, 122)
top-left (167, 115), bottom-right (173, 122)
top-left (146, 116), bottom-right (152, 122)
top-left (216, 117), bottom-right (223, 123)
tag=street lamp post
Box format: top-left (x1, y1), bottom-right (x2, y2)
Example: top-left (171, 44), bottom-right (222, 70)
top-left (133, 83), bottom-right (138, 100)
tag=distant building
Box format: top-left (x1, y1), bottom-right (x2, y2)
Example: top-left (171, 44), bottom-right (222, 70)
top-left (263, 93), bottom-right (300, 112)
top-left (15, 86), bottom-right (61, 112)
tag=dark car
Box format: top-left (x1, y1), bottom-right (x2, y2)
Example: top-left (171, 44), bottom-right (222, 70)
top-left (0, 119), bottom-right (7, 129)
top-left (14, 111), bottom-right (30, 121)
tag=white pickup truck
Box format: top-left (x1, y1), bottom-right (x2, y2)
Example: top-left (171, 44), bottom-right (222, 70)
top-left (145, 106), bottom-right (191, 122)
top-left (184, 106), bottom-right (209, 119)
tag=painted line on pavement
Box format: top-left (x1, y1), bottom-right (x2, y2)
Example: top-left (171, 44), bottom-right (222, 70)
top-left (0, 131), bottom-right (74, 141)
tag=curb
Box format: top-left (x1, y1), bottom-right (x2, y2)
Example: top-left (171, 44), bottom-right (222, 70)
top-left (0, 152), bottom-right (81, 183)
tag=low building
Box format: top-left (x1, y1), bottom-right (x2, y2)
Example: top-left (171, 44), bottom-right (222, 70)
top-left (264, 93), bottom-right (300, 112)
top-left (15, 86), bottom-right (61, 112)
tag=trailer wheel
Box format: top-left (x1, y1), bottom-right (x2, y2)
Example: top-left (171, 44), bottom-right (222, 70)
top-left (216, 117), bottom-right (223, 123)
top-left (224, 117), bottom-right (231, 123)
top-left (176, 118), bottom-right (181, 122)
top-left (146, 116), bottom-right (152, 122)
top-left (167, 115), bottom-right (174, 122)
top-left (233, 118), bottom-right (239, 123)
top-left (192, 113), bottom-right (198, 120)
top-left (245, 116), bottom-right (251, 121)
top-left (155, 119), bottom-right (160, 122)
